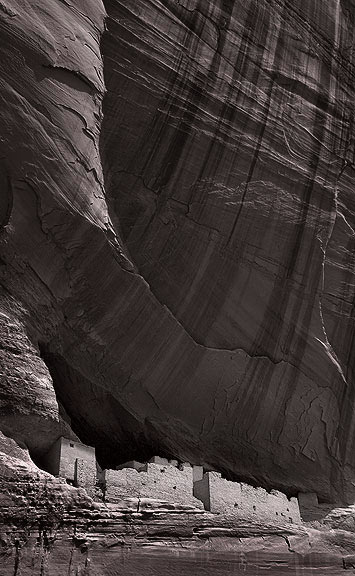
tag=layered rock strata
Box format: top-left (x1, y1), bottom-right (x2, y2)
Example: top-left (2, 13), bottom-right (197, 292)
top-left (1, 0), bottom-right (355, 507)
top-left (2, 436), bottom-right (355, 576)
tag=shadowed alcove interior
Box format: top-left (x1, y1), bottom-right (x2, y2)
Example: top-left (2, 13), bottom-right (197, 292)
top-left (37, 343), bottom-right (173, 471)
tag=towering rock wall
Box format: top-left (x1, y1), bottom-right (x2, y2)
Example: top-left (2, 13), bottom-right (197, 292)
top-left (1, 0), bottom-right (355, 503)
top-left (0, 0), bottom-right (109, 456)
top-left (100, 0), bottom-right (355, 501)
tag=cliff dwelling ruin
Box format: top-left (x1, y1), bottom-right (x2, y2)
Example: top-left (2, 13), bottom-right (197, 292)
top-left (39, 436), bottom-right (325, 525)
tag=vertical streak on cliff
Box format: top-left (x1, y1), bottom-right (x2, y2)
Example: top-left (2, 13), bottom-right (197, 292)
top-left (316, 0), bottom-right (348, 383)
top-left (316, 161), bottom-right (348, 386)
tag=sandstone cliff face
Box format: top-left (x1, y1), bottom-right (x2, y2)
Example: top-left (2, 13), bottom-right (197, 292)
top-left (1, 0), bottom-right (355, 505)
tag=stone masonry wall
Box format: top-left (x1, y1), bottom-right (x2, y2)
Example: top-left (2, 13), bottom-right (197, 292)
top-left (297, 492), bottom-right (326, 522)
top-left (105, 462), bottom-right (203, 508)
top-left (58, 438), bottom-right (96, 482)
top-left (75, 458), bottom-right (97, 495)
top-left (193, 472), bottom-right (301, 524)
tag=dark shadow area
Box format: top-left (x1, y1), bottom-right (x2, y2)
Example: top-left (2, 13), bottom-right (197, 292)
top-left (299, 504), bottom-right (334, 523)
top-left (37, 343), bottom-right (174, 471)
top-left (0, 164), bottom-right (12, 228)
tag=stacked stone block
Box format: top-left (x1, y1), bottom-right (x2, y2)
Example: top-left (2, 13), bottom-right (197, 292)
top-left (104, 462), bottom-right (203, 508)
top-left (193, 472), bottom-right (301, 524)
top-left (297, 492), bottom-right (320, 521)
top-left (75, 458), bottom-right (97, 496)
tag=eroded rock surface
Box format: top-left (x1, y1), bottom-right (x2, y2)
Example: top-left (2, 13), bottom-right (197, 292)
top-left (2, 435), bottom-right (355, 576)
top-left (1, 0), bottom-right (355, 510)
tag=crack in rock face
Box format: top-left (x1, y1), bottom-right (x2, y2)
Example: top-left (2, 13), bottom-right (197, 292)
top-left (1, 0), bottom-right (355, 513)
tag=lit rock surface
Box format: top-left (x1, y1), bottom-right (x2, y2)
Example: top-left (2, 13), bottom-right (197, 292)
top-left (2, 436), bottom-right (355, 576)
top-left (1, 0), bottom-right (355, 515)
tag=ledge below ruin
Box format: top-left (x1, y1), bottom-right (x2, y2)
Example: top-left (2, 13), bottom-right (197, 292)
top-left (2, 433), bottom-right (355, 575)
